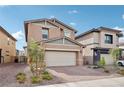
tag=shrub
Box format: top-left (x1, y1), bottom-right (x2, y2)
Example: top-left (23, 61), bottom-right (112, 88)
top-left (42, 74), bottom-right (53, 80)
top-left (98, 57), bottom-right (106, 68)
top-left (42, 71), bottom-right (53, 80)
top-left (31, 76), bottom-right (42, 84)
top-left (16, 72), bottom-right (26, 84)
top-left (42, 71), bottom-right (49, 75)
top-left (104, 69), bottom-right (110, 73)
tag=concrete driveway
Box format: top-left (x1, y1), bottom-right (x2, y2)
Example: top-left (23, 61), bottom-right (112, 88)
top-left (47, 66), bottom-right (121, 82)
top-left (44, 77), bottom-right (124, 87)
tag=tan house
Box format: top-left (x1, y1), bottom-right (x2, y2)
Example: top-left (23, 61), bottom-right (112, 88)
top-left (24, 18), bottom-right (84, 66)
top-left (0, 26), bottom-right (16, 63)
top-left (76, 27), bottom-right (122, 65)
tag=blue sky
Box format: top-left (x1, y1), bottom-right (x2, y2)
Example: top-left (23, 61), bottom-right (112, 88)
top-left (0, 5), bottom-right (124, 50)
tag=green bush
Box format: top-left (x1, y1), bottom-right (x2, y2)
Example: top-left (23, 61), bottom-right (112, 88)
top-left (31, 76), bottom-right (42, 84)
top-left (42, 71), bottom-right (53, 80)
top-left (16, 72), bottom-right (26, 84)
top-left (98, 57), bottom-right (106, 67)
top-left (42, 74), bottom-right (53, 80)
top-left (42, 71), bottom-right (49, 75)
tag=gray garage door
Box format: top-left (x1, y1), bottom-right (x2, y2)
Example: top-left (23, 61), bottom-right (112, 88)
top-left (45, 51), bottom-right (76, 66)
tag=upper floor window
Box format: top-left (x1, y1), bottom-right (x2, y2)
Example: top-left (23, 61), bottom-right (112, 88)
top-left (105, 34), bottom-right (113, 44)
top-left (64, 30), bottom-right (71, 38)
top-left (42, 28), bottom-right (48, 40)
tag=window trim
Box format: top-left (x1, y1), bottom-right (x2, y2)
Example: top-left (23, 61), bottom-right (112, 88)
top-left (42, 27), bottom-right (49, 40)
top-left (105, 34), bottom-right (113, 44)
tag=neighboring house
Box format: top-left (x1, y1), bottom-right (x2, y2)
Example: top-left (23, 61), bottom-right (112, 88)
top-left (23, 46), bottom-right (27, 56)
top-left (24, 18), bottom-right (84, 66)
top-left (119, 43), bottom-right (124, 59)
top-left (0, 26), bottom-right (16, 63)
top-left (76, 27), bottom-right (122, 65)
top-left (16, 50), bottom-right (25, 56)
top-left (16, 50), bottom-right (27, 63)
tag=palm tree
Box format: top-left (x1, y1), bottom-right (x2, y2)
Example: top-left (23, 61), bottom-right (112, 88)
top-left (27, 39), bottom-right (45, 76)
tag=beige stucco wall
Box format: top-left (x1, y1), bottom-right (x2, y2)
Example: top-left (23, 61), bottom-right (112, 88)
top-left (77, 30), bottom-right (119, 49)
top-left (0, 29), bottom-right (16, 63)
top-left (28, 23), bottom-right (42, 42)
top-left (27, 21), bottom-right (83, 66)
top-left (99, 30), bottom-right (119, 48)
top-left (76, 32), bottom-right (94, 41)
top-left (52, 21), bottom-right (75, 40)
top-left (76, 30), bottom-right (119, 65)
top-left (76, 32), bottom-right (100, 64)
top-left (83, 45), bottom-right (95, 64)
top-left (27, 22), bottom-right (75, 42)
top-left (76, 32), bottom-right (99, 45)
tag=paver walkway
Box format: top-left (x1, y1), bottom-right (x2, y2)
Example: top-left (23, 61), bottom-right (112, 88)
top-left (43, 77), bottom-right (124, 87)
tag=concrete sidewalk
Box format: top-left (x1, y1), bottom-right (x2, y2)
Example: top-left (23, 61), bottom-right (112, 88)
top-left (42, 77), bottom-right (124, 87)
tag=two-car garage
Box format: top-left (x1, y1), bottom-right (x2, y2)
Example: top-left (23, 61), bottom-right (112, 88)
top-left (45, 51), bottom-right (76, 66)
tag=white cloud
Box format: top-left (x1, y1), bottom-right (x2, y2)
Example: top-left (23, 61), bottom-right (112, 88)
top-left (113, 26), bottom-right (124, 43)
top-left (0, 5), bottom-right (8, 8)
top-left (113, 26), bottom-right (124, 31)
top-left (49, 15), bottom-right (55, 18)
top-left (122, 14), bottom-right (124, 20)
top-left (70, 22), bottom-right (76, 26)
top-left (12, 30), bottom-right (24, 40)
top-left (68, 10), bottom-right (78, 14)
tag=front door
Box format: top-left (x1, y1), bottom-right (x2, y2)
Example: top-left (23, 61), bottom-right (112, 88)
top-left (93, 50), bottom-right (100, 65)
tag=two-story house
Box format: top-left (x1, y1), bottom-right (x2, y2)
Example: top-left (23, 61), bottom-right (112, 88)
top-left (24, 18), bottom-right (84, 66)
top-left (76, 27), bottom-right (122, 65)
top-left (0, 26), bottom-right (16, 63)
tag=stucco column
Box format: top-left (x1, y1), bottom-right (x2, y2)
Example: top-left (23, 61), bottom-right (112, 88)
top-left (76, 50), bottom-right (83, 66)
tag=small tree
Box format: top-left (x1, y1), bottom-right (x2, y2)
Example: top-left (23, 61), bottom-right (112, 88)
top-left (27, 39), bottom-right (45, 77)
top-left (110, 48), bottom-right (121, 65)
top-left (98, 57), bottom-right (106, 68)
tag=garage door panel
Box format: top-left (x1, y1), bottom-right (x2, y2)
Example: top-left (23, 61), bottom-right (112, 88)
top-left (45, 51), bottom-right (76, 66)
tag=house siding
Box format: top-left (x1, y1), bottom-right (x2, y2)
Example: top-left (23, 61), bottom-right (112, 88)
top-left (0, 29), bottom-right (16, 63)
top-left (27, 21), bottom-right (75, 42)
top-left (76, 28), bottom-right (120, 65)
top-left (99, 29), bottom-right (119, 48)
top-left (25, 18), bottom-right (83, 66)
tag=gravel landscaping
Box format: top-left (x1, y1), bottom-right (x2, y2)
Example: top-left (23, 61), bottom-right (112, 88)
top-left (0, 63), bottom-right (65, 87)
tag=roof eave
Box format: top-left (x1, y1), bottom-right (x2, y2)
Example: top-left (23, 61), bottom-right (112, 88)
top-left (0, 26), bottom-right (17, 41)
top-left (50, 18), bottom-right (78, 33)
top-left (75, 28), bottom-right (99, 39)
